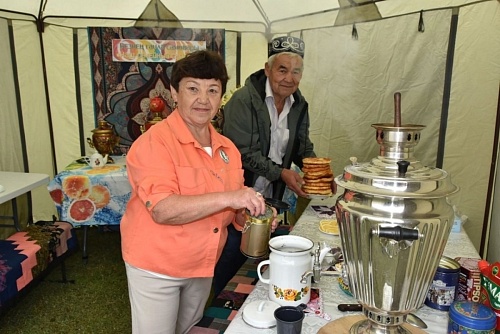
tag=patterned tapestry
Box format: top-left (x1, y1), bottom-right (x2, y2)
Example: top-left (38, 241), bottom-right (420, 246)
top-left (88, 27), bottom-right (225, 153)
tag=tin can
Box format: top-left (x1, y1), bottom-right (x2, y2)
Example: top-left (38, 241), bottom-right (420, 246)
top-left (448, 301), bottom-right (496, 333)
top-left (240, 205), bottom-right (273, 258)
top-left (425, 256), bottom-right (460, 310)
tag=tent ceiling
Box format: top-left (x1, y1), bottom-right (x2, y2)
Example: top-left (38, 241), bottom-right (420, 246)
top-left (0, 0), bottom-right (484, 34)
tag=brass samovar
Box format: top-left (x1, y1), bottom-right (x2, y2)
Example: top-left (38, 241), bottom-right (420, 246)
top-left (87, 120), bottom-right (119, 156)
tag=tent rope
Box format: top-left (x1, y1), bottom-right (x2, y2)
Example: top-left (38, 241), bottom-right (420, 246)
top-left (418, 10), bottom-right (425, 32)
top-left (352, 23), bottom-right (358, 40)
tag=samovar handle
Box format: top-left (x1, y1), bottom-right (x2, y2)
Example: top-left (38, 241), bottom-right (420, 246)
top-left (374, 226), bottom-right (420, 241)
top-left (86, 137), bottom-right (94, 149)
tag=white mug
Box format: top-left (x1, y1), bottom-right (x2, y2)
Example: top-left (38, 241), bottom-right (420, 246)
top-left (257, 235), bottom-right (315, 306)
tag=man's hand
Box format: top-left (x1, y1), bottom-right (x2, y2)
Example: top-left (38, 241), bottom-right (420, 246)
top-left (282, 168), bottom-right (338, 197)
top-left (281, 168), bottom-right (309, 198)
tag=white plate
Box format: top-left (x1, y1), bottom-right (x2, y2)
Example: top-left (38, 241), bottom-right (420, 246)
top-left (308, 194), bottom-right (333, 199)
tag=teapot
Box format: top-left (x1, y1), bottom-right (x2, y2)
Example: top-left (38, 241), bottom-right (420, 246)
top-left (257, 235), bottom-right (331, 306)
top-left (84, 151), bottom-right (108, 168)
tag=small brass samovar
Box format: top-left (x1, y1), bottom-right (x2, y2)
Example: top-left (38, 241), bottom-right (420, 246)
top-left (87, 120), bottom-right (119, 156)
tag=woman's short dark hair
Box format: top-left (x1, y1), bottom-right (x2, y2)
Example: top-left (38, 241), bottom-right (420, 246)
top-left (170, 50), bottom-right (229, 95)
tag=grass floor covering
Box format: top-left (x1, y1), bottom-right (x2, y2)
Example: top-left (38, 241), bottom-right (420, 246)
top-left (0, 225), bottom-right (269, 334)
top-left (0, 226), bottom-right (130, 333)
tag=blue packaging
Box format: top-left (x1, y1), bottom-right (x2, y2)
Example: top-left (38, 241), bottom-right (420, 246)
top-left (425, 256), bottom-right (461, 311)
top-left (448, 301), bottom-right (496, 333)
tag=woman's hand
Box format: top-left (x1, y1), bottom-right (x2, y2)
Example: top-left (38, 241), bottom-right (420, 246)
top-left (234, 202), bottom-right (279, 233)
top-left (229, 187), bottom-right (267, 217)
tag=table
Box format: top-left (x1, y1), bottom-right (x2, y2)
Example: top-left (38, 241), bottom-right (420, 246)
top-left (225, 196), bottom-right (481, 334)
top-left (0, 171), bottom-right (50, 231)
top-left (47, 156), bottom-right (131, 260)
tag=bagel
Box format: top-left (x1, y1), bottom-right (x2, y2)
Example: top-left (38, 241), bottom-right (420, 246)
top-left (302, 166), bottom-right (331, 173)
top-left (303, 176), bottom-right (334, 183)
top-left (304, 170), bottom-right (333, 178)
top-left (303, 187), bottom-right (332, 195)
top-left (303, 157), bottom-right (331, 165)
top-left (302, 157), bottom-right (334, 195)
top-left (303, 184), bottom-right (331, 191)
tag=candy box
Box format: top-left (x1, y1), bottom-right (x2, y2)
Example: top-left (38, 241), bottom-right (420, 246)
top-left (455, 257), bottom-right (482, 302)
top-left (478, 260), bottom-right (500, 333)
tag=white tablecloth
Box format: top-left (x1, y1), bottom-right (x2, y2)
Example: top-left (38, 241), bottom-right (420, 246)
top-left (225, 196), bottom-right (480, 334)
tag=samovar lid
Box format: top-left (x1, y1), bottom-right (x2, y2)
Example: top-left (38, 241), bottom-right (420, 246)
top-left (335, 93), bottom-right (458, 198)
top-left (91, 120), bottom-right (114, 134)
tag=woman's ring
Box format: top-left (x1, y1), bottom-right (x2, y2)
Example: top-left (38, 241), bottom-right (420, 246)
top-left (256, 192), bottom-right (262, 197)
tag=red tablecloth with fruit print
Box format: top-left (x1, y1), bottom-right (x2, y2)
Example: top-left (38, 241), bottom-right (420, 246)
top-left (47, 157), bottom-right (131, 226)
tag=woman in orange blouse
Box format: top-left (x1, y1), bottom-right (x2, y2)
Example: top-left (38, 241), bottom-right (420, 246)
top-left (121, 50), bottom-right (277, 334)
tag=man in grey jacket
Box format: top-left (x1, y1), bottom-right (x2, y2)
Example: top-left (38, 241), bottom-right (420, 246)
top-left (212, 36), bottom-right (335, 297)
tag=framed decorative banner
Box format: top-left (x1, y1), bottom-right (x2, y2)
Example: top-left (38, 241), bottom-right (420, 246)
top-left (88, 27), bottom-right (225, 152)
top-left (111, 39), bottom-right (207, 63)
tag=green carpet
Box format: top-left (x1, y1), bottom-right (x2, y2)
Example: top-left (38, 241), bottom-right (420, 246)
top-left (0, 225), bottom-right (289, 333)
top-left (0, 226), bottom-right (130, 334)
top-left (196, 258), bottom-right (261, 333)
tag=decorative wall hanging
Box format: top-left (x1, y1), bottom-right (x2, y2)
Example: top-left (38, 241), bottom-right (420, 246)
top-left (88, 27), bottom-right (225, 152)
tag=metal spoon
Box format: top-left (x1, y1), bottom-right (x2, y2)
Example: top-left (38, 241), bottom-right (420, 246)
top-left (337, 304), bottom-right (428, 329)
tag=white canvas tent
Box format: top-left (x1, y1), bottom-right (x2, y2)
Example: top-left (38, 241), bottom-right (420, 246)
top-left (0, 0), bottom-right (499, 260)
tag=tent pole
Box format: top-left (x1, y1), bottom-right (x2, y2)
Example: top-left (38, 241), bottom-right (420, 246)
top-left (236, 32), bottom-right (241, 87)
top-left (37, 20), bottom-right (59, 175)
top-left (436, 9), bottom-right (459, 168)
top-left (8, 20), bottom-right (34, 224)
top-left (73, 29), bottom-right (85, 157)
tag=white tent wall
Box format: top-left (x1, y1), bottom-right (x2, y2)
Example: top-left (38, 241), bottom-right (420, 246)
top-left (0, 19), bottom-right (56, 237)
top-left (0, 1), bottom-right (499, 257)
top-left (300, 11), bottom-right (449, 170)
top-left (17, 21), bottom-right (55, 221)
top-left (297, 2), bottom-right (500, 255)
top-left (445, 2), bottom-right (500, 261)
top-left (46, 26), bottom-right (86, 173)
top-left (0, 19), bottom-right (27, 236)
top-left (0, 20), bottom-right (23, 172)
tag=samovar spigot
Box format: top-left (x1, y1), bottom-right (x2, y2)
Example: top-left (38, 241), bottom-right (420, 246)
top-left (300, 243), bottom-right (338, 284)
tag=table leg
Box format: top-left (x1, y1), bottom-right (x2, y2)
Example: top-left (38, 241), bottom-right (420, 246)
top-left (26, 192), bottom-right (34, 225)
top-left (12, 198), bottom-right (20, 231)
top-left (0, 198), bottom-right (21, 231)
top-left (82, 225), bottom-right (89, 264)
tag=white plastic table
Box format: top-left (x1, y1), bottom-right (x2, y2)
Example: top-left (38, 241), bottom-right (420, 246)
top-left (0, 171), bottom-right (50, 231)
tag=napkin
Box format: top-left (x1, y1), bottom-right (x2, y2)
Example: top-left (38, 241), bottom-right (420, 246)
top-left (304, 287), bottom-right (332, 320)
top-left (310, 205), bottom-right (335, 218)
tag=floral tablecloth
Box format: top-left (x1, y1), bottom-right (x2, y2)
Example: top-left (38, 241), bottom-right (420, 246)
top-left (47, 156), bottom-right (131, 226)
top-left (225, 195), bottom-right (480, 334)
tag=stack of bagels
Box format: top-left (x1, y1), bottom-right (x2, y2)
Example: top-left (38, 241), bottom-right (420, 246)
top-left (301, 157), bottom-right (333, 195)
